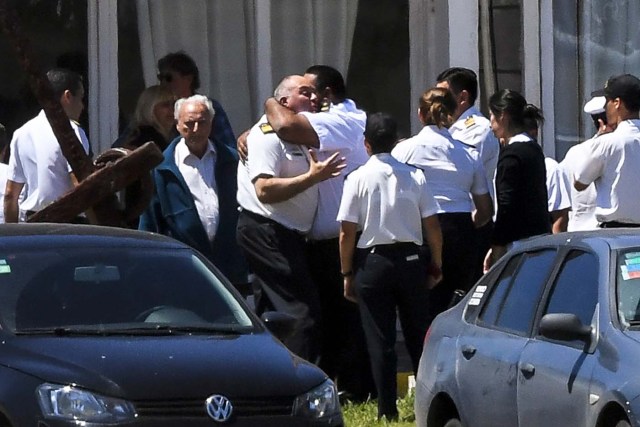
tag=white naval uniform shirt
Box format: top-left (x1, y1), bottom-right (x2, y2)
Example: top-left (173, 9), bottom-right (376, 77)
top-left (559, 138), bottom-right (598, 231)
top-left (545, 157), bottom-right (572, 213)
top-left (175, 139), bottom-right (219, 241)
top-left (574, 120), bottom-right (640, 224)
top-left (391, 125), bottom-right (488, 213)
top-left (449, 106), bottom-right (499, 200)
top-left (337, 153), bottom-right (440, 249)
top-left (300, 99), bottom-right (369, 240)
top-left (7, 110), bottom-right (90, 215)
top-left (237, 115), bottom-right (318, 233)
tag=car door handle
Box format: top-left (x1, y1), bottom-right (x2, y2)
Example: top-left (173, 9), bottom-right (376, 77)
top-left (461, 345), bottom-right (476, 360)
top-left (520, 363), bottom-right (535, 378)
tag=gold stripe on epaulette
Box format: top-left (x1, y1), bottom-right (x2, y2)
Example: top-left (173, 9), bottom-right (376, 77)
top-left (260, 123), bottom-right (275, 134)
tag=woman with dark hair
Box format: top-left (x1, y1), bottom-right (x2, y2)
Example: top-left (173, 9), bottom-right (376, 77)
top-left (484, 89), bottom-right (550, 271)
top-left (392, 86), bottom-right (493, 325)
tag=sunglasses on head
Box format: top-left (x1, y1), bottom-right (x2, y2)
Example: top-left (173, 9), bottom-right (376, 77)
top-left (157, 72), bottom-right (173, 83)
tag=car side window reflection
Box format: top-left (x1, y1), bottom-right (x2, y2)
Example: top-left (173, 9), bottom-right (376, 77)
top-left (544, 250), bottom-right (598, 326)
top-left (480, 250), bottom-right (556, 335)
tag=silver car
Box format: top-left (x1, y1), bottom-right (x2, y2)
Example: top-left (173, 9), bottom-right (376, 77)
top-left (415, 230), bottom-right (640, 427)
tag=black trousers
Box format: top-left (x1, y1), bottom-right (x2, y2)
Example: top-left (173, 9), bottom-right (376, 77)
top-left (424, 212), bottom-right (476, 328)
top-left (236, 210), bottom-right (321, 363)
top-left (354, 242), bottom-right (429, 419)
top-left (306, 238), bottom-right (375, 401)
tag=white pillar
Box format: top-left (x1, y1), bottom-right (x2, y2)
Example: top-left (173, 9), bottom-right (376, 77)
top-left (88, 0), bottom-right (119, 157)
top-left (539, 0), bottom-right (556, 159)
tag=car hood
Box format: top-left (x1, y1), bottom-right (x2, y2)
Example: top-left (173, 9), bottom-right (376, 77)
top-left (0, 333), bottom-right (325, 399)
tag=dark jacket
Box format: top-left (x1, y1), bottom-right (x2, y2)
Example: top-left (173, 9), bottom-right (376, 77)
top-left (115, 125), bottom-right (170, 152)
top-left (493, 139), bottom-right (550, 246)
top-left (139, 137), bottom-right (247, 284)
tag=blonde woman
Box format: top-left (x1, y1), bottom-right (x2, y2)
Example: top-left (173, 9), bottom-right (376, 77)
top-left (116, 85), bottom-right (176, 151)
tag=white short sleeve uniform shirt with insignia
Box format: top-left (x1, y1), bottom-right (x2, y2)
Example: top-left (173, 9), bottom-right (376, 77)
top-left (237, 115), bottom-right (318, 233)
top-left (574, 120), bottom-right (640, 224)
top-left (449, 106), bottom-right (499, 200)
top-left (337, 153), bottom-right (440, 248)
top-left (300, 99), bottom-right (369, 240)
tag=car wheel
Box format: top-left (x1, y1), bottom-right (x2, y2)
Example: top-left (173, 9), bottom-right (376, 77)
top-left (444, 418), bottom-right (462, 427)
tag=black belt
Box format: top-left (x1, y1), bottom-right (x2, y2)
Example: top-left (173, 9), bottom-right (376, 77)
top-left (239, 209), bottom-right (305, 236)
top-left (600, 221), bottom-right (640, 228)
top-left (368, 241), bottom-right (420, 256)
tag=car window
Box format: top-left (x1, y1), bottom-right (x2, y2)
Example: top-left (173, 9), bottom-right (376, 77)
top-left (617, 248), bottom-right (640, 328)
top-left (480, 250), bottom-right (556, 335)
top-left (479, 254), bottom-right (521, 325)
top-left (544, 250), bottom-right (598, 326)
top-left (0, 247), bottom-right (255, 332)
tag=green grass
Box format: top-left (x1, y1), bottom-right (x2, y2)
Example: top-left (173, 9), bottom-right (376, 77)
top-left (342, 391), bottom-right (415, 427)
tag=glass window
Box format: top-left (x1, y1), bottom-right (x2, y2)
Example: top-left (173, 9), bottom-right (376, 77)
top-left (552, 1), bottom-right (640, 160)
top-left (480, 250), bottom-right (556, 334)
top-left (616, 248), bottom-right (640, 328)
top-left (544, 251), bottom-right (598, 326)
top-left (479, 254), bottom-right (521, 325)
top-left (1, 246), bottom-right (254, 333)
top-left (0, 1), bottom-right (88, 143)
top-left (496, 250), bottom-right (556, 334)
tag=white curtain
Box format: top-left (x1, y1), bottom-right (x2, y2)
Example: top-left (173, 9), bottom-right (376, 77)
top-left (553, 0), bottom-right (640, 158)
top-left (135, 0), bottom-right (358, 134)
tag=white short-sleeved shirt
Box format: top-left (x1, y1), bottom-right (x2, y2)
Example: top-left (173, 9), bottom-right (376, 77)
top-left (237, 116), bottom-right (318, 233)
top-left (337, 153), bottom-right (440, 248)
top-left (391, 125), bottom-right (488, 213)
top-left (301, 99), bottom-right (369, 240)
top-left (7, 110), bottom-right (90, 214)
top-left (545, 157), bottom-right (572, 212)
top-left (574, 120), bottom-right (640, 224)
top-left (449, 106), bottom-right (499, 200)
top-left (559, 138), bottom-right (598, 231)
top-left (175, 139), bottom-right (219, 241)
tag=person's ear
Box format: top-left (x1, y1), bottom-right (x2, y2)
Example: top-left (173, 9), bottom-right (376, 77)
top-left (59, 89), bottom-right (72, 106)
top-left (458, 89), bottom-right (470, 105)
top-left (417, 107), bottom-right (427, 125)
top-left (278, 96), bottom-right (289, 107)
top-left (364, 138), bottom-right (372, 156)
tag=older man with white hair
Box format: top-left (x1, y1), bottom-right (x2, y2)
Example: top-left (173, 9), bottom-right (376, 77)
top-left (139, 94), bottom-right (247, 286)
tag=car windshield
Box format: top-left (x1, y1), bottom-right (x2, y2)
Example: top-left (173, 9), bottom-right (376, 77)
top-left (0, 246), bottom-right (255, 334)
top-left (616, 248), bottom-right (640, 329)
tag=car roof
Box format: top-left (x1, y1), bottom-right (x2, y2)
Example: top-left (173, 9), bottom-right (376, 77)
top-left (515, 229), bottom-right (640, 251)
top-left (0, 223), bottom-right (188, 250)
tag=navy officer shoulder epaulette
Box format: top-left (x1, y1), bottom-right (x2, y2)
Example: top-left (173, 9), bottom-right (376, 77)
top-left (260, 123), bottom-right (275, 134)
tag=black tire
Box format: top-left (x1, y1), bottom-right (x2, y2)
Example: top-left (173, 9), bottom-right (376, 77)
top-left (444, 418), bottom-right (462, 427)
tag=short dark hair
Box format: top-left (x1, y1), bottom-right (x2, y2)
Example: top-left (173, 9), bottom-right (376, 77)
top-left (305, 65), bottom-right (347, 100)
top-left (157, 51), bottom-right (200, 91)
top-left (46, 68), bottom-right (83, 100)
top-left (436, 67), bottom-right (478, 105)
top-left (364, 112), bottom-right (397, 153)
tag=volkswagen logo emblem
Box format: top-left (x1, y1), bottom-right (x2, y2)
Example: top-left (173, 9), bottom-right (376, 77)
top-left (205, 394), bottom-right (233, 423)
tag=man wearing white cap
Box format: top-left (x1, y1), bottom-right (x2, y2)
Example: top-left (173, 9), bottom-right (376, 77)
top-left (559, 93), bottom-right (611, 231)
top-left (574, 74), bottom-right (640, 227)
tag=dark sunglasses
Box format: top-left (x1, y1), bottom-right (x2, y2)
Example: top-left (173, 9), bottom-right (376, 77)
top-left (157, 72), bottom-right (173, 83)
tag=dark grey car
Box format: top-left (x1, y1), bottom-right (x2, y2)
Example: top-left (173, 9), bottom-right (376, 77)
top-left (415, 230), bottom-right (640, 427)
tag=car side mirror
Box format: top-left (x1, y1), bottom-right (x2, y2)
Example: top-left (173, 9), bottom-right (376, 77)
top-left (260, 311), bottom-right (297, 342)
top-left (539, 313), bottom-right (592, 343)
